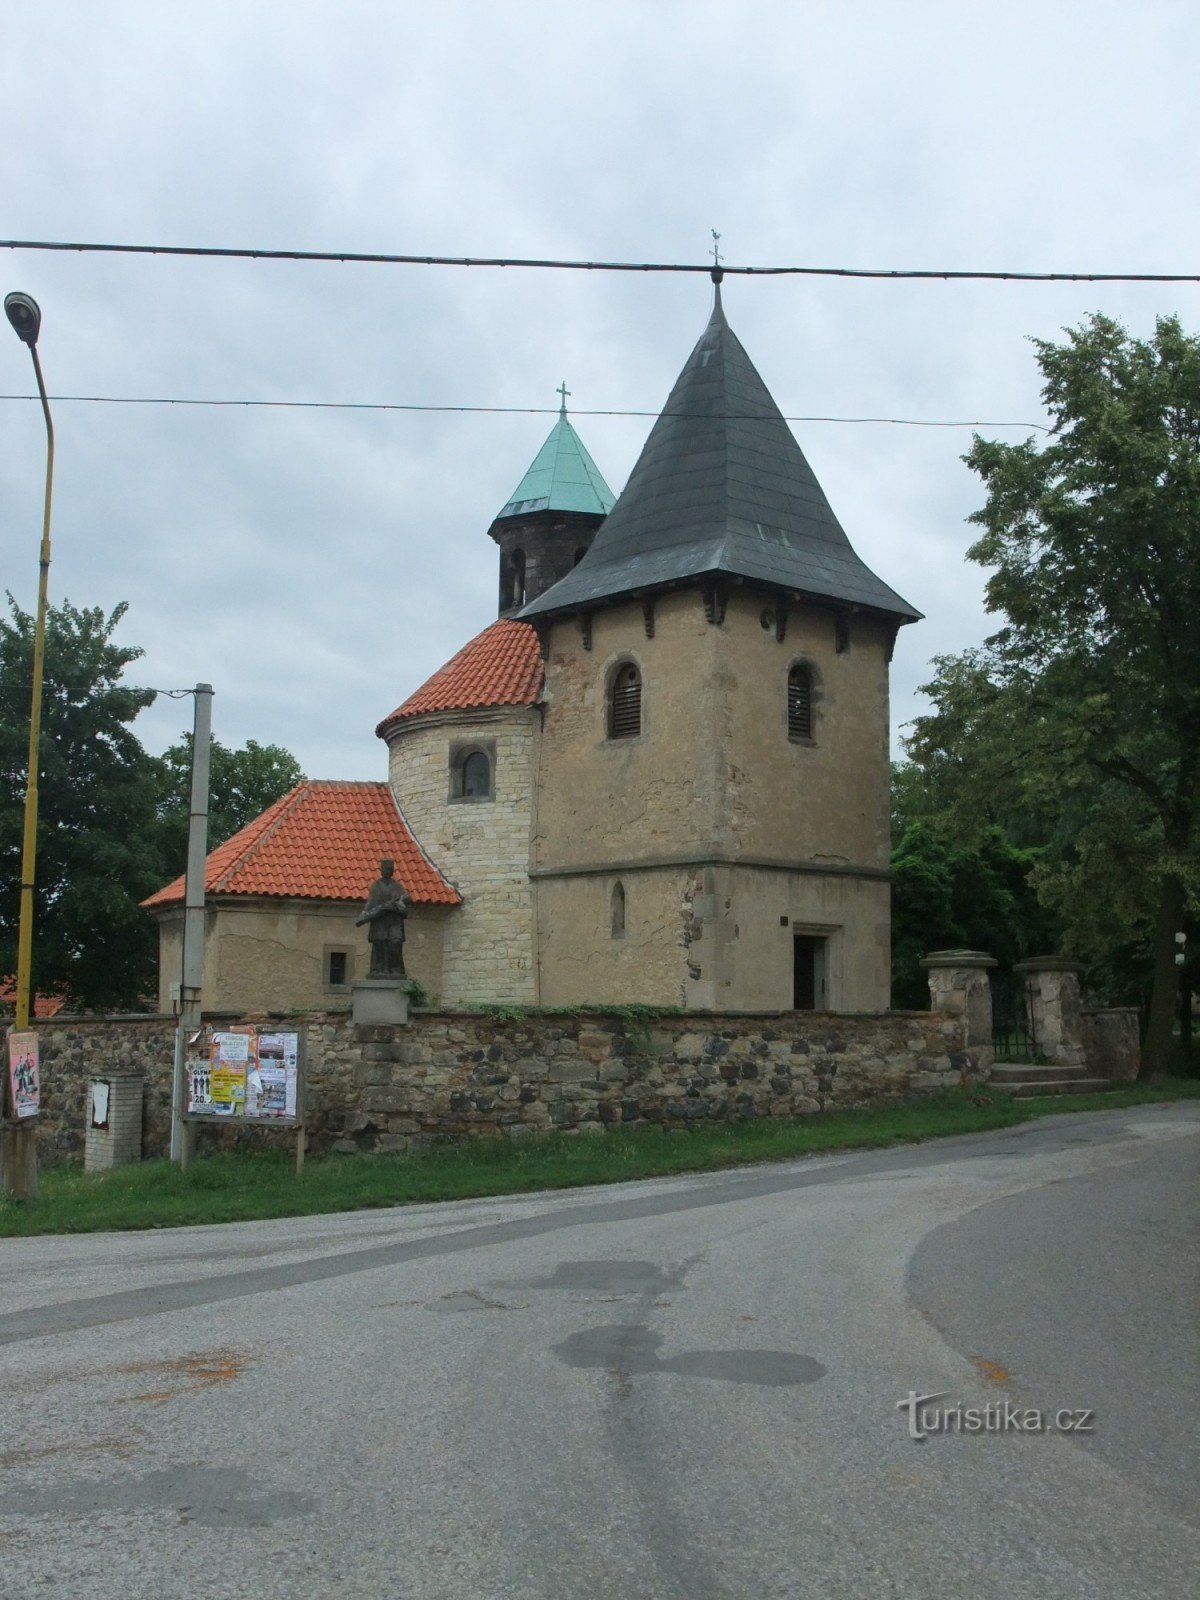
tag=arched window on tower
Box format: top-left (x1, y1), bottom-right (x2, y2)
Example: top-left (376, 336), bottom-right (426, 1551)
top-left (504, 548), bottom-right (527, 610)
top-left (788, 664), bottom-right (814, 742)
top-left (611, 881), bottom-right (626, 938)
top-left (608, 662), bottom-right (642, 739)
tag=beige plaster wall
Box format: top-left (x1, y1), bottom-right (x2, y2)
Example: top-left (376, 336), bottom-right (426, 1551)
top-left (534, 589), bottom-right (891, 873)
top-left (387, 707), bottom-right (538, 1003)
top-left (701, 865), bottom-right (891, 1011)
top-left (534, 592), bottom-right (722, 868)
top-left (532, 586), bottom-right (894, 1010)
top-left (713, 590), bottom-right (892, 867)
top-left (154, 899), bottom-right (446, 1014)
top-left (535, 863), bottom-right (890, 1011)
top-left (536, 868), bottom-right (693, 1006)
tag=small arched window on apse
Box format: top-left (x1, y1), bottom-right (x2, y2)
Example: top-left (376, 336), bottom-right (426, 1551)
top-left (788, 663), bottom-right (815, 742)
top-left (608, 661), bottom-right (642, 739)
top-left (451, 746), bottom-right (493, 800)
top-left (611, 881), bottom-right (626, 938)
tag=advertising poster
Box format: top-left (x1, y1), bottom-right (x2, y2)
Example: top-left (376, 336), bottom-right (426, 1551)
top-left (6, 1031), bottom-right (40, 1119)
top-left (252, 1032), bottom-right (300, 1119)
top-left (185, 1025), bottom-right (302, 1124)
top-left (209, 1030), bottom-right (254, 1116)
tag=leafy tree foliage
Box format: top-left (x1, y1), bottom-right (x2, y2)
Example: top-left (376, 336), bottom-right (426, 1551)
top-left (155, 735), bottom-right (304, 873)
top-left (1, 596), bottom-right (305, 1012)
top-left (890, 816), bottom-right (1055, 1008)
top-left (0, 596), bottom-right (161, 1009)
top-left (904, 314), bottom-right (1200, 1070)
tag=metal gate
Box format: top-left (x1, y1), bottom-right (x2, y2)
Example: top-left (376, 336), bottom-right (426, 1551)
top-left (992, 972), bottom-right (1038, 1062)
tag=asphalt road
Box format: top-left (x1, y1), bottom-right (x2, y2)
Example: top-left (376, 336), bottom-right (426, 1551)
top-left (1, 1103), bottom-right (1197, 1600)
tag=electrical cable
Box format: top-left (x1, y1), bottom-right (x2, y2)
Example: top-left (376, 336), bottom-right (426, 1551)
top-left (0, 393), bottom-right (1050, 432)
top-left (2, 238), bottom-right (1199, 283)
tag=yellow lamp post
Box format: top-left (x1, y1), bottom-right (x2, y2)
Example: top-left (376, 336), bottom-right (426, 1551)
top-left (2, 292), bottom-right (52, 1199)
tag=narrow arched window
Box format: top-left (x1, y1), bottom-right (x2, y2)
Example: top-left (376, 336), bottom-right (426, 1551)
top-left (608, 662), bottom-right (642, 739)
top-left (462, 751), bottom-right (491, 796)
top-left (788, 664), bottom-right (813, 741)
top-left (508, 548), bottom-right (527, 609)
top-left (611, 882), bottom-right (626, 938)
top-left (451, 746), bottom-right (494, 800)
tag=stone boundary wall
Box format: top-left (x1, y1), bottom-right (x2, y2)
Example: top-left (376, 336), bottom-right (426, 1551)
top-left (21, 1015), bottom-right (177, 1166)
top-left (21, 1007), bottom-right (984, 1164)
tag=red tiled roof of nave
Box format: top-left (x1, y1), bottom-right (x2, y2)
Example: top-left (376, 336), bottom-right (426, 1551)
top-left (375, 619), bottom-right (543, 737)
top-left (140, 781), bottom-right (459, 910)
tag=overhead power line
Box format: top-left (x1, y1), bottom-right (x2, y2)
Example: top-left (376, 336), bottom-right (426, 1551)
top-left (2, 237), bottom-right (1198, 283)
top-left (0, 392), bottom-right (1050, 432)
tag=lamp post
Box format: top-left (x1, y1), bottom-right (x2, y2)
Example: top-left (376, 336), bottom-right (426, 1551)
top-left (2, 292), bottom-right (52, 1199)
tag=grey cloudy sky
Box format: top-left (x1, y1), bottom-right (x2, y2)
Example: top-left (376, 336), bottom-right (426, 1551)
top-left (3, 0), bottom-right (1199, 782)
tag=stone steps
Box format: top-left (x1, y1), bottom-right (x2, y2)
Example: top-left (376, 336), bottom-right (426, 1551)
top-left (990, 1062), bottom-right (1113, 1097)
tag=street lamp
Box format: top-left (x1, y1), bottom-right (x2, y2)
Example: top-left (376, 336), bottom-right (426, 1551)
top-left (3, 292), bottom-right (53, 1200)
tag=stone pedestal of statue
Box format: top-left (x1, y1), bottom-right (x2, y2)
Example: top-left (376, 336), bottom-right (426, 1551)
top-left (351, 980), bottom-right (410, 1027)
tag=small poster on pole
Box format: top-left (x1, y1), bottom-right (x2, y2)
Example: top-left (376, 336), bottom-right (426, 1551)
top-left (6, 1031), bottom-right (41, 1119)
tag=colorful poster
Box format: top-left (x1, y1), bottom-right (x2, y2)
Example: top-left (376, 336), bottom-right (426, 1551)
top-left (209, 1030), bottom-right (254, 1116)
top-left (186, 1026), bottom-right (301, 1122)
top-left (6, 1031), bottom-right (40, 1119)
top-left (254, 1033), bottom-right (299, 1119)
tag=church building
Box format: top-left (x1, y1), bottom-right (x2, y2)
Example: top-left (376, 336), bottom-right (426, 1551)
top-left (145, 288), bottom-right (920, 1014)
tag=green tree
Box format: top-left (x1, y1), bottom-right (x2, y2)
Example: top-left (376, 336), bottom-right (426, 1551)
top-left (908, 313), bottom-right (1200, 1071)
top-left (0, 596), bottom-right (162, 1009)
top-left (890, 817), bottom-right (1054, 1008)
top-left (155, 735), bottom-right (304, 873)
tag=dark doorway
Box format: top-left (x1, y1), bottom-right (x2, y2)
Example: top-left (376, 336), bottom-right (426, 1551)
top-left (793, 935), bottom-right (826, 1010)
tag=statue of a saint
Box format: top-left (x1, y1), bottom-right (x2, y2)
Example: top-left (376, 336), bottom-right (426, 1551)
top-left (356, 859), bottom-right (411, 977)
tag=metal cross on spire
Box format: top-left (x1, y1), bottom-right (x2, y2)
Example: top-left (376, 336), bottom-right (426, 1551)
top-left (557, 380), bottom-right (570, 415)
top-left (710, 229), bottom-right (725, 291)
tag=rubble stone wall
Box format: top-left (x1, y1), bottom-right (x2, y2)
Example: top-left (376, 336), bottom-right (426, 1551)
top-left (23, 1006), bottom-right (985, 1163)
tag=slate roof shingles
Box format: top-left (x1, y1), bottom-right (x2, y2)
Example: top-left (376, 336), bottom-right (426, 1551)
top-left (520, 293), bottom-right (921, 625)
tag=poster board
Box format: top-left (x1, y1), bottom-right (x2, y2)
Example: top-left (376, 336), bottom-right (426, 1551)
top-left (183, 1025), bottom-right (304, 1128)
top-left (5, 1031), bottom-right (41, 1120)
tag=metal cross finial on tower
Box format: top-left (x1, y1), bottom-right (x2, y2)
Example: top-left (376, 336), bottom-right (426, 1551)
top-left (557, 380), bottom-right (570, 416)
top-left (710, 229), bottom-right (724, 292)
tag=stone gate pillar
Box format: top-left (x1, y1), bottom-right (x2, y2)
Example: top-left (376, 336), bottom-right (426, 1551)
top-left (921, 950), bottom-right (997, 1053)
top-left (1015, 958), bottom-right (1086, 1067)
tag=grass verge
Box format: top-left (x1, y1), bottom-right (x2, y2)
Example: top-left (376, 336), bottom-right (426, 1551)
top-left (2, 1080), bottom-right (1197, 1238)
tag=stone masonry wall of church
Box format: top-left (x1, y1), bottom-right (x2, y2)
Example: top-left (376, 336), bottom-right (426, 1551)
top-left (387, 708), bottom-right (538, 1004)
top-left (25, 1006), bottom-right (988, 1163)
top-left (710, 589), bottom-right (892, 867)
top-left (532, 589), bottom-right (894, 1010)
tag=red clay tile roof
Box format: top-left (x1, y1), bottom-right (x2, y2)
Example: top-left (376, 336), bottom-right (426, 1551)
top-left (376, 618), bottom-right (543, 737)
top-left (0, 980), bottom-right (65, 1019)
top-left (141, 781), bottom-right (459, 911)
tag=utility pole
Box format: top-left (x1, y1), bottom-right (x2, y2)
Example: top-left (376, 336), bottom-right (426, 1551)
top-left (1, 292), bottom-right (53, 1201)
top-left (170, 683), bottom-right (213, 1166)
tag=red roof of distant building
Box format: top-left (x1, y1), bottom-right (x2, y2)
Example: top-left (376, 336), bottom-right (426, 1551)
top-left (141, 781), bottom-right (459, 911)
top-left (376, 619), bottom-right (543, 737)
top-left (0, 980), bottom-right (65, 1019)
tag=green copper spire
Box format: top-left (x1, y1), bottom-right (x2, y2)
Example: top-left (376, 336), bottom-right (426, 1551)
top-left (495, 391), bottom-right (616, 520)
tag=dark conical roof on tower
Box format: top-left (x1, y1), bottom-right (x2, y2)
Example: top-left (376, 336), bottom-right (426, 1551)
top-left (520, 292), bottom-right (921, 624)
